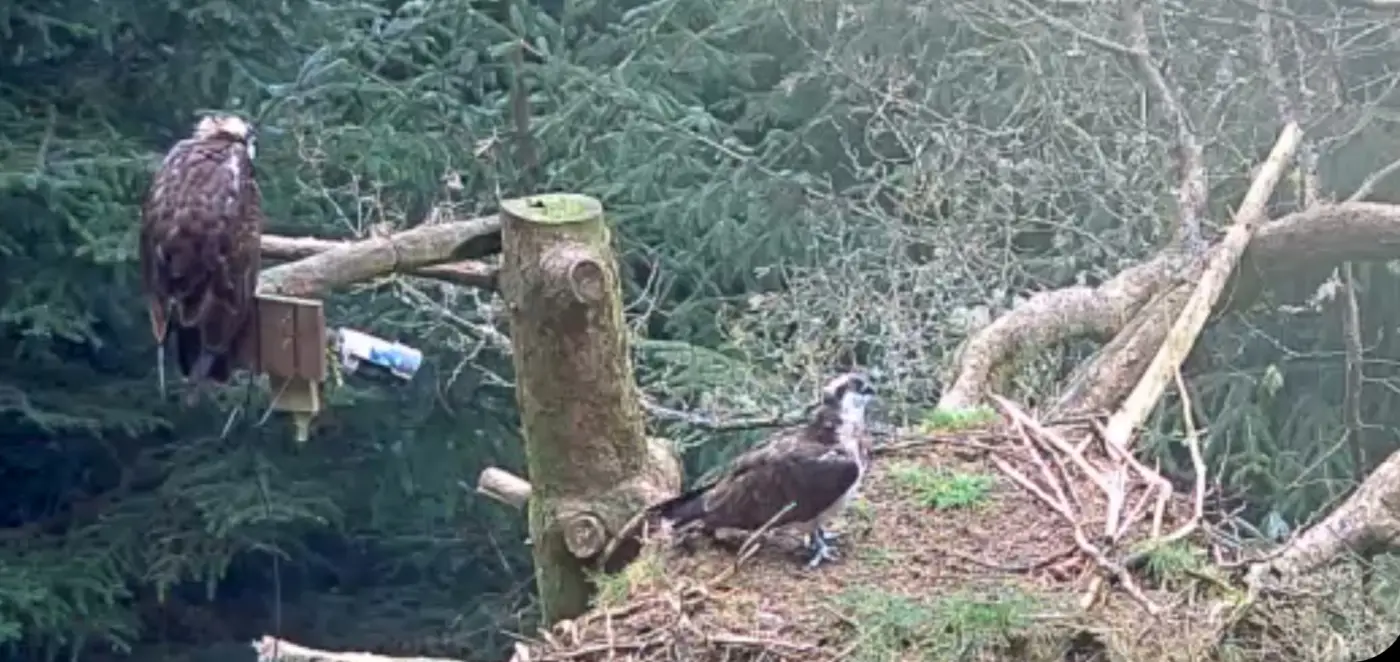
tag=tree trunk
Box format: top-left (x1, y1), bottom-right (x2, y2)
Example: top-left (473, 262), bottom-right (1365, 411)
top-left (497, 193), bottom-right (680, 625)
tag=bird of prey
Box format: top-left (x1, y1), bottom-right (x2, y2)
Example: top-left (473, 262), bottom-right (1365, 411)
top-left (139, 114), bottom-right (263, 404)
top-left (651, 372), bottom-right (877, 568)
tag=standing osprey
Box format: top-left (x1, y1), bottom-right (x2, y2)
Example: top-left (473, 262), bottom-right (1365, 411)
top-left (651, 372), bottom-right (877, 568)
top-left (139, 114), bottom-right (263, 403)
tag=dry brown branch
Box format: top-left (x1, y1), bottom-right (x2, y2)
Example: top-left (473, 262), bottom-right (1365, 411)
top-left (1101, 122), bottom-right (1302, 450)
top-left (988, 397), bottom-right (1163, 614)
top-left (258, 216), bottom-right (502, 297)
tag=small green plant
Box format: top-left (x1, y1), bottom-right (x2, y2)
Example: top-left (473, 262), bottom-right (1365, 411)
top-left (834, 586), bottom-right (1038, 660)
top-left (935, 590), bottom-right (1036, 655)
top-left (890, 462), bottom-right (995, 510)
top-left (589, 548), bottom-right (664, 608)
top-left (918, 406), bottom-right (999, 433)
top-left (835, 587), bottom-right (940, 661)
top-left (847, 496), bottom-right (875, 521)
top-left (1135, 540), bottom-right (1206, 586)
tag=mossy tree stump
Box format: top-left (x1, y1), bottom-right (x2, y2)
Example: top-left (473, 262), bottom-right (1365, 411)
top-left (499, 193), bottom-right (681, 626)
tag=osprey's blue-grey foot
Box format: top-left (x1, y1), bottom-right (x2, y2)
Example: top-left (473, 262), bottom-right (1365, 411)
top-left (805, 530), bottom-right (840, 568)
top-left (817, 526), bottom-right (840, 544)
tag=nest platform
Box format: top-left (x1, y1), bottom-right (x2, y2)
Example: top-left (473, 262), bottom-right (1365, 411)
top-left (508, 407), bottom-right (1390, 662)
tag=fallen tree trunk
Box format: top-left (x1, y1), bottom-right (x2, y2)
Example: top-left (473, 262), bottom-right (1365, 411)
top-left (938, 200), bottom-right (1400, 415)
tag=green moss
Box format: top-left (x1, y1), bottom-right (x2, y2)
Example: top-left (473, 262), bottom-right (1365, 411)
top-left (501, 193), bottom-right (602, 225)
top-left (917, 405), bottom-right (999, 433)
top-left (890, 462), bottom-right (996, 510)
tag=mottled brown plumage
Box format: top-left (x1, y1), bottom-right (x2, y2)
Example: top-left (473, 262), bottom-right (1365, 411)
top-left (139, 114), bottom-right (263, 402)
top-left (652, 372), bottom-right (877, 567)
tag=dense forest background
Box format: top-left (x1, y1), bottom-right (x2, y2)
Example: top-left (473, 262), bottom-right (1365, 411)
top-left (5, 0), bottom-right (1400, 659)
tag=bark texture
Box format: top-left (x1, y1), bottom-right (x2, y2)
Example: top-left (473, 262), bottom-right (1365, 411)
top-left (497, 193), bottom-right (681, 625)
top-left (258, 215), bottom-right (501, 296)
top-left (939, 201), bottom-right (1400, 416)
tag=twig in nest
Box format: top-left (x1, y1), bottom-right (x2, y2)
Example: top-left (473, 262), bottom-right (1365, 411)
top-left (596, 505), bottom-right (654, 571)
top-left (1070, 526), bottom-right (1163, 616)
top-left (710, 633), bottom-right (822, 655)
top-left (989, 454), bottom-right (1076, 523)
top-left (706, 502), bottom-right (797, 586)
top-left (1125, 370), bottom-right (1210, 569)
top-left (986, 396), bottom-right (1163, 615)
top-left (994, 396), bottom-right (1114, 498)
top-left (1093, 419), bottom-right (1173, 539)
top-left (1015, 424), bottom-right (1080, 520)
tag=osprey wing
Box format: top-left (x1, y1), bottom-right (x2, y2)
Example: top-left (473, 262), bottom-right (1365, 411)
top-left (679, 429), bottom-right (860, 532)
top-left (140, 137), bottom-right (263, 389)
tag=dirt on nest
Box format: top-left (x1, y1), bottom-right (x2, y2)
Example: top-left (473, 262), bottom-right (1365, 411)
top-left (509, 421), bottom-right (1384, 662)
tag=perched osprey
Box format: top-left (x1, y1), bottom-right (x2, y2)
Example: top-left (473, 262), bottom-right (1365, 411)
top-left (139, 114), bottom-right (263, 403)
top-left (651, 372), bottom-right (877, 568)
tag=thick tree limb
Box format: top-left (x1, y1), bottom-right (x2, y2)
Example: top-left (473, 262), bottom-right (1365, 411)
top-left (497, 194), bottom-right (682, 625)
top-left (939, 200), bottom-right (1400, 413)
top-left (1101, 122), bottom-right (1303, 449)
top-left (258, 216), bottom-right (502, 297)
top-left (1253, 448), bottom-right (1400, 580)
top-left (262, 233), bottom-right (499, 291)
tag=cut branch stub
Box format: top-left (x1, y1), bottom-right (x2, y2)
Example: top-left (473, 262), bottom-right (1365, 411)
top-left (562, 512), bottom-right (608, 558)
top-left (498, 193), bottom-right (678, 626)
top-left (477, 467), bottom-right (532, 509)
top-left (542, 245), bottom-right (607, 307)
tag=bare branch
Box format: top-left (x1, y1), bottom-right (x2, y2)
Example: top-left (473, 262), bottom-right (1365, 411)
top-left (258, 216), bottom-right (502, 297)
top-left (263, 234), bottom-right (499, 290)
top-left (252, 636), bottom-right (465, 662)
top-left (1120, 0), bottom-right (1208, 247)
top-left (1012, 0), bottom-right (1208, 244)
top-left (640, 395), bottom-right (812, 431)
top-left (1102, 122), bottom-right (1302, 449)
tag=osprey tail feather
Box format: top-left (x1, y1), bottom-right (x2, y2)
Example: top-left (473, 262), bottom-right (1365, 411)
top-left (649, 485), bottom-right (713, 529)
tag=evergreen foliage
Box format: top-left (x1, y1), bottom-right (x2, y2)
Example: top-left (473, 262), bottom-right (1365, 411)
top-left (3, 0), bottom-right (1400, 659)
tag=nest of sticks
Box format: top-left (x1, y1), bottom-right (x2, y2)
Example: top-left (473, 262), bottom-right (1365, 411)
top-left (505, 397), bottom-right (1278, 662)
top-left (255, 397), bottom-right (1382, 662)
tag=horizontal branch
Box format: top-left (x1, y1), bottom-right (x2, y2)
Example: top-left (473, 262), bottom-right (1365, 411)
top-left (474, 467), bottom-right (531, 509)
top-left (262, 234), bottom-right (497, 290)
top-left (252, 635), bottom-right (467, 662)
top-left (259, 215), bottom-right (502, 297)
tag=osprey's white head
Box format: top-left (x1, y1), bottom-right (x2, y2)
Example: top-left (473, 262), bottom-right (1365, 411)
top-left (822, 372), bottom-right (876, 424)
top-left (193, 114), bottom-right (257, 160)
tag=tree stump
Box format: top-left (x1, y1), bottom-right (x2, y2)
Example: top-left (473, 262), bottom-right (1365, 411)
top-left (498, 193), bottom-right (681, 625)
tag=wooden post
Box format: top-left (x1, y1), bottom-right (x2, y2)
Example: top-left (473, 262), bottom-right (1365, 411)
top-left (498, 193), bottom-right (681, 625)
